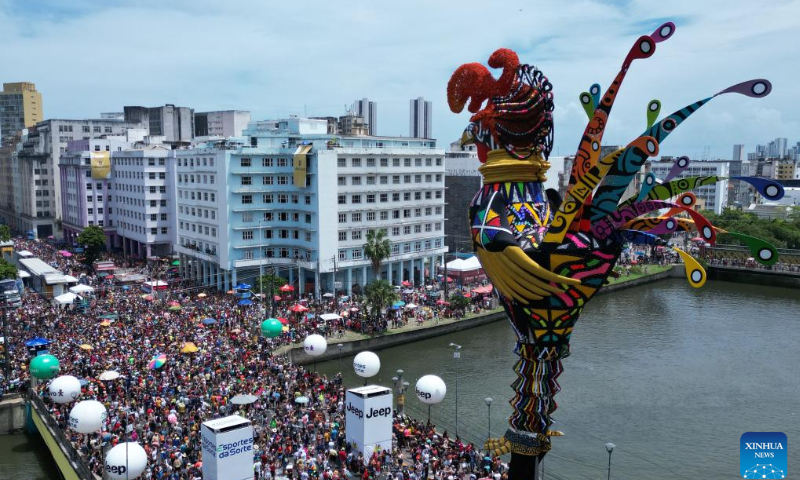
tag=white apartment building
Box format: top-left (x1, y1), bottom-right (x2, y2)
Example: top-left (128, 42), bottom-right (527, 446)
top-left (175, 118), bottom-right (447, 296)
top-left (194, 110), bottom-right (251, 138)
top-left (649, 159), bottom-right (730, 214)
top-left (409, 97), bottom-right (432, 139)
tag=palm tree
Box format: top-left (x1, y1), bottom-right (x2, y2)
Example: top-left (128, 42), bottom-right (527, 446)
top-left (364, 279), bottom-right (399, 328)
top-left (363, 229), bottom-right (392, 280)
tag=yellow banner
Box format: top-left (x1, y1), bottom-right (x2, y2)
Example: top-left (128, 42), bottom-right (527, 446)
top-left (90, 151), bottom-right (111, 180)
top-left (293, 144), bottom-right (311, 187)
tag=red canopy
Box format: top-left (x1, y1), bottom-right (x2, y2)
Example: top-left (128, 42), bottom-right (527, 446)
top-left (472, 284), bottom-right (494, 295)
top-left (436, 299), bottom-right (450, 305)
top-left (278, 317), bottom-right (289, 325)
top-left (401, 280), bottom-right (412, 287)
top-left (462, 293), bottom-right (472, 298)
top-left (280, 284), bottom-right (295, 292)
top-left (289, 304), bottom-right (309, 313)
top-left (446, 277), bottom-right (454, 283)
top-left (273, 295), bottom-right (282, 301)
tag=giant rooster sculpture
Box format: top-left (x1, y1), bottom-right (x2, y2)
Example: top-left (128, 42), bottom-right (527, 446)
top-left (447, 22), bottom-right (783, 480)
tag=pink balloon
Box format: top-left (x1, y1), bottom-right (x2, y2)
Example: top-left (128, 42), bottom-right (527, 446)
top-left (168, 414), bottom-right (177, 424)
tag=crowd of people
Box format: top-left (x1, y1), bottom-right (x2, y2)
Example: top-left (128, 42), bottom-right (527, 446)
top-left (1, 238), bottom-right (508, 480)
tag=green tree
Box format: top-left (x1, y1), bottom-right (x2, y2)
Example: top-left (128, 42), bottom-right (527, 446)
top-left (0, 258), bottom-right (17, 280)
top-left (363, 229), bottom-right (391, 280)
top-left (77, 225), bottom-right (107, 267)
top-left (448, 292), bottom-right (470, 312)
top-left (0, 225), bottom-right (11, 241)
top-left (257, 273), bottom-right (288, 296)
top-left (364, 279), bottom-right (399, 325)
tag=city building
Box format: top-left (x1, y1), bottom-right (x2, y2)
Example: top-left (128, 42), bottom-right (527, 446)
top-left (194, 110), bottom-right (251, 137)
top-left (354, 98), bottom-right (377, 136)
top-left (338, 114), bottom-right (369, 136)
top-left (175, 117), bottom-right (446, 296)
top-left (444, 141), bottom-right (480, 254)
top-left (0, 118), bottom-right (138, 238)
top-left (0, 82), bottom-right (43, 140)
top-left (58, 139), bottom-right (176, 257)
top-left (648, 159), bottom-right (730, 214)
top-left (733, 144), bottom-right (744, 161)
top-left (124, 105), bottom-right (194, 146)
top-left (409, 97), bottom-right (432, 139)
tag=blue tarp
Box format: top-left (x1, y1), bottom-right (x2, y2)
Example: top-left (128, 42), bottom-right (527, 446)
top-left (201, 318), bottom-right (217, 325)
top-left (238, 299), bottom-right (253, 306)
top-left (24, 337), bottom-right (50, 347)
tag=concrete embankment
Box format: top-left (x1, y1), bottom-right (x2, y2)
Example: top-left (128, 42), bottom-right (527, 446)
top-left (0, 394), bottom-right (26, 434)
top-left (287, 266), bottom-right (683, 365)
top-left (708, 265), bottom-right (800, 289)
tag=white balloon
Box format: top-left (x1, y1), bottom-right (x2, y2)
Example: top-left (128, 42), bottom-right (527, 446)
top-left (69, 400), bottom-right (107, 434)
top-left (48, 375), bottom-right (81, 404)
top-left (415, 375), bottom-right (446, 404)
top-left (353, 351), bottom-right (380, 378)
top-left (303, 334), bottom-right (327, 357)
top-left (105, 442), bottom-right (148, 480)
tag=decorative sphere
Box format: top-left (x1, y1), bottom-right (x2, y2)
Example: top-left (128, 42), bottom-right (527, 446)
top-left (69, 400), bottom-right (107, 434)
top-left (303, 334), bottom-right (327, 357)
top-left (105, 442), bottom-right (148, 480)
top-left (261, 318), bottom-right (283, 338)
top-left (48, 375), bottom-right (81, 404)
top-left (353, 351), bottom-right (380, 378)
top-left (416, 375), bottom-right (447, 404)
top-left (30, 354), bottom-right (60, 379)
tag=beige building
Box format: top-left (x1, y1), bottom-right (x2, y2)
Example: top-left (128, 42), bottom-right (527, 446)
top-left (0, 82), bottom-right (43, 139)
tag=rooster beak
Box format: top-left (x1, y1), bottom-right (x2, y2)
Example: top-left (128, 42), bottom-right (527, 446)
top-left (459, 128), bottom-right (475, 147)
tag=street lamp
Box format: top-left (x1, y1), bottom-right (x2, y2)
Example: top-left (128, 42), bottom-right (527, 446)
top-left (605, 442), bottom-right (615, 480)
top-left (449, 342), bottom-right (462, 438)
top-left (391, 369), bottom-right (410, 416)
top-left (484, 397), bottom-right (493, 441)
top-left (337, 343), bottom-right (344, 374)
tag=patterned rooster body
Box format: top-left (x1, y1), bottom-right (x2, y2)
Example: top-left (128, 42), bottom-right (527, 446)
top-left (448, 22), bottom-right (781, 479)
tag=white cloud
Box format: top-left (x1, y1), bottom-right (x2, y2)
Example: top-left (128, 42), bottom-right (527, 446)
top-left (1, 0), bottom-right (798, 157)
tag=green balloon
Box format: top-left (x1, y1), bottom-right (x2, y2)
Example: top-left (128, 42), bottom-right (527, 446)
top-left (30, 354), bottom-right (60, 380)
top-left (260, 318), bottom-right (283, 338)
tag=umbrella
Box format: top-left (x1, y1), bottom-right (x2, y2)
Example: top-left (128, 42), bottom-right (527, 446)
top-left (402, 289), bottom-right (414, 294)
top-left (405, 303), bottom-right (418, 309)
top-left (230, 394), bottom-right (258, 405)
top-left (392, 301), bottom-right (405, 308)
top-left (279, 284), bottom-right (295, 292)
top-left (401, 280), bottom-right (411, 287)
top-left (168, 301), bottom-right (180, 307)
top-left (169, 305), bottom-right (182, 311)
top-left (446, 277), bottom-right (455, 283)
top-left (238, 299), bottom-right (253, 306)
top-left (79, 344), bottom-right (93, 350)
top-left (294, 396), bottom-right (309, 404)
top-left (227, 290), bottom-right (235, 295)
top-left (290, 304), bottom-right (309, 313)
top-left (58, 250), bottom-right (72, 257)
top-left (463, 293), bottom-right (472, 298)
top-left (273, 295), bottom-right (282, 301)
top-left (236, 283), bottom-right (251, 290)
top-left (180, 342), bottom-right (199, 353)
top-left (201, 318), bottom-right (217, 325)
top-left (350, 307), bottom-right (359, 312)
top-left (148, 354), bottom-right (167, 369)
top-left (99, 320), bottom-right (112, 327)
top-left (25, 337), bottom-right (50, 348)
top-left (122, 285), bottom-right (130, 291)
top-left (171, 260), bottom-right (180, 266)
top-left (281, 326), bottom-right (290, 333)
top-left (322, 292), bottom-right (334, 298)
top-left (142, 294), bottom-right (154, 301)
top-left (99, 370), bottom-right (120, 381)
top-left (278, 317), bottom-right (289, 325)
top-left (197, 293), bottom-right (207, 298)
top-left (436, 300), bottom-right (449, 305)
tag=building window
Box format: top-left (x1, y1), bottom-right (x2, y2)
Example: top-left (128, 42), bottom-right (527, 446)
top-left (339, 250), bottom-right (347, 261)
top-left (339, 231), bottom-right (347, 241)
top-left (391, 244), bottom-right (400, 255)
top-left (393, 175), bottom-right (400, 184)
top-left (243, 230), bottom-right (254, 240)
top-left (380, 211), bottom-right (388, 220)
top-left (338, 213), bottom-right (346, 223)
top-left (380, 158), bottom-right (388, 167)
top-left (278, 194), bottom-right (288, 203)
top-left (352, 249), bottom-right (363, 260)
top-left (414, 225), bottom-right (422, 233)
top-left (241, 176), bottom-right (252, 185)
top-left (380, 176), bottom-right (388, 185)
top-left (262, 158), bottom-right (273, 167)
top-left (367, 158), bottom-right (375, 167)
top-left (263, 194), bottom-right (273, 203)
top-left (380, 193), bottom-right (388, 202)
top-left (415, 174), bottom-right (422, 183)
top-left (392, 227), bottom-right (400, 236)
top-left (352, 176), bottom-right (362, 185)
top-left (404, 158), bottom-right (411, 167)
top-left (337, 158), bottom-right (346, 167)
top-left (352, 212), bottom-right (362, 222)
top-left (352, 195), bottom-right (361, 204)
top-left (242, 195), bottom-right (253, 204)
top-left (243, 212), bottom-right (253, 222)
top-left (352, 158), bottom-right (362, 167)
top-left (240, 158), bottom-right (251, 167)
top-left (367, 194), bottom-right (375, 203)
top-left (352, 230), bottom-right (362, 240)
top-left (243, 250), bottom-right (254, 260)
top-left (403, 226), bottom-right (411, 235)
top-left (278, 176), bottom-right (288, 185)
top-left (161, 227), bottom-right (167, 234)
top-left (366, 211), bottom-right (375, 221)
top-left (338, 176), bottom-right (346, 186)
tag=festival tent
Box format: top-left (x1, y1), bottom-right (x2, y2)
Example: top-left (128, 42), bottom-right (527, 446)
top-left (54, 292), bottom-right (79, 305)
top-left (280, 284), bottom-right (295, 292)
top-left (63, 275), bottom-right (79, 283)
top-left (289, 304), bottom-right (309, 312)
top-left (444, 256), bottom-right (486, 283)
top-left (319, 313), bottom-right (342, 322)
top-left (471, 284), bottom-right (494, 295)
top-left (69, 284), bottom-right (95, 294)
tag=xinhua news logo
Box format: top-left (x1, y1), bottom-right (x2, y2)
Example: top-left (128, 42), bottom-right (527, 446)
top-left (740, 432), bottom-right (787, 479)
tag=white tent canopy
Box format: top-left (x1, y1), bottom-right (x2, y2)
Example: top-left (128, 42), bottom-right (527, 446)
top-left (69, 284), bottom-right (95, 294)
top-left (445, 256), bottom-right (482, 272)
top-left (63, 275), bottom-right (79, 283)
top-left (54, 292), bottom-right (79, 304)
top-left (319, 313), bottom-right (342, 321)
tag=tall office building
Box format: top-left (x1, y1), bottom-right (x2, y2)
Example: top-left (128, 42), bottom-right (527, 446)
top-left (409, 97), bottom-right (432, 139)
top-left (194, 110), bottom-right (251, 137)
top-left (124, 104), bottom-right (194, 145)
top-left (0, 82), bottom-right (43, 139)
top-left (354, 98), bottom-right (377, 136)
top-left (733, 144), bottom-right (744, 161)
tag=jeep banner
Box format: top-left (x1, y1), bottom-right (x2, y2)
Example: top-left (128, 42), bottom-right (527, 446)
top-left (345, 386), bottom-right (393, 463)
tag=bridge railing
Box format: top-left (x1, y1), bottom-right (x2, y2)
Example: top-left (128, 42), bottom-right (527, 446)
top-left (27, 391), bottom-right (97, 480)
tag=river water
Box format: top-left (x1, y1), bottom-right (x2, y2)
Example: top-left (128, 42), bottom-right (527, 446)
top-left (0, 432), bottom-right (59, 480)
top-left (317, 279), bottom-right (800, 480)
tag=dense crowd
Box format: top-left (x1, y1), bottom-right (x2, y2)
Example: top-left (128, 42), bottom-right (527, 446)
top-left (1, 238), bottom-right (508, 480)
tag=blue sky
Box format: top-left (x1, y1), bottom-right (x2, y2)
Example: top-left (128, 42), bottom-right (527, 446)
top-left (2, 0), bottom-right (799, 158)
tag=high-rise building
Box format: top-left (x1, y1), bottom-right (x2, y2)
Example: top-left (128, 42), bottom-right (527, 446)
top-left (648, 159), bottom-right (730, 214)
top-left (733, 144), bottom-right (744, 161)
top-left (174, 117), bottom-right (446, 295)
top-left (194, 110), bottom-right (251, 138)
top-left (124, 104), bottom-right (194, 145)
top-left (354, 98), bottom-right (377, 136)
top-left (0, 82), bottom-right (43, 140)
top-left (409, 97), bottom-right (432, 139)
